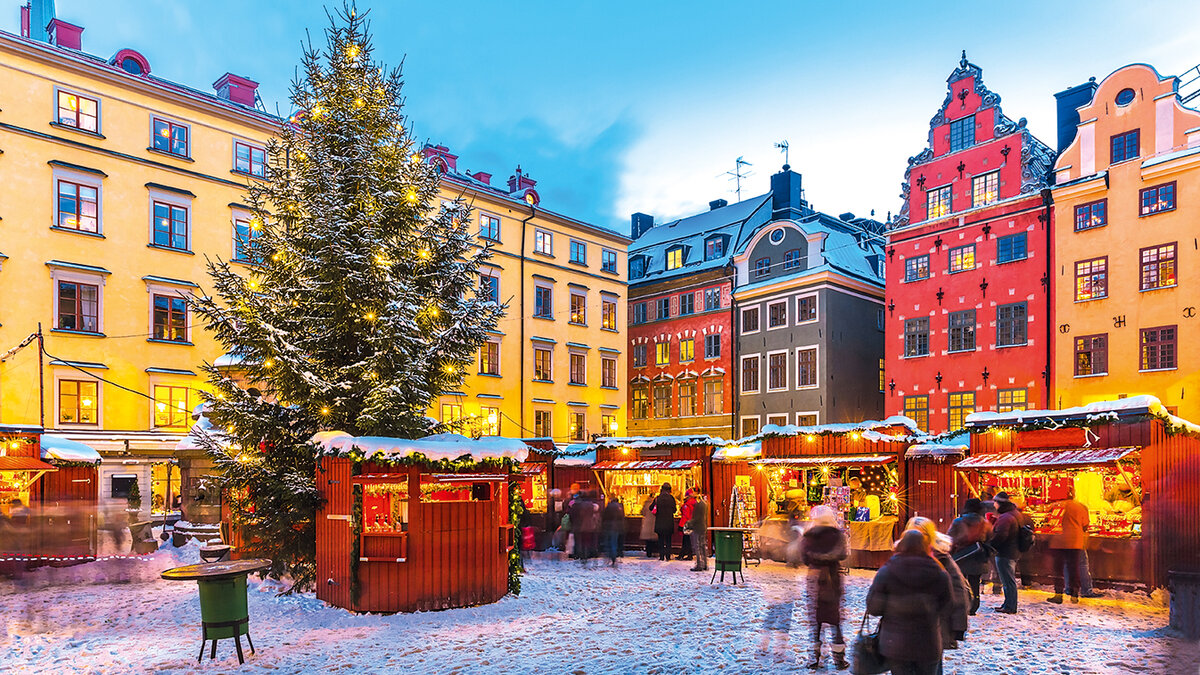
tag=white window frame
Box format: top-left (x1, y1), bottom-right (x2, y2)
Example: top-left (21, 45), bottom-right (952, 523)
top-left (795, 344), bottom-right (819, 390)
top-left (795, 293), bottom-right (818, 325)
top-left (53, 85), bottom-right (102, 135)
top-left (766, 349), bottom-right (789, 392)
top-left (144, 278), bottom-right (195, 344)
top-left (147, 186), bottom-right (193, 252)
top-left (795, 411), bottom-right (820, 426)
top-left (49, 263), bottom-right (108, 335)
top-left (740, 305), bottom-right (761, 335)
top-left (534, 229), bottom-right (553, 255)
top-left (479, 211), bottom-right (502, 242)
top-left (149, 114), bottom-right (191, 159)
top-left (53, 369), bottom-right (103, 429)
top-left (51, 165), bottom-right (105, 235)
top-left (766, 299), bottom-right (788, 330)
top-left (740, 354), bottom-right (761, 393)
top-left (739, 415), bottom-right (761, 437)
top-left (231, 138), bottom-right (267, 178)
top-left (766, 414), bottom-right (789, 427)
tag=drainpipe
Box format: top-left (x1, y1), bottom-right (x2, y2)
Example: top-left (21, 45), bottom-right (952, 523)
top-left (1041, 187), bottom-right (1053, 408)
top-left (728, 261), bottom-right (739, 440)
top-left (519, 204), bottom-right (536, 436)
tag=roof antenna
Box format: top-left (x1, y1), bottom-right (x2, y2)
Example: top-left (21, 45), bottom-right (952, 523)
top-left (722, 156), bottom-right (753, 201)
top-left (775, 140), bottom-right (790, 170)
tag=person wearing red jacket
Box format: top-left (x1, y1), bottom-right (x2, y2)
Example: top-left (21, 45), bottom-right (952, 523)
top-left (1047, 487), bottom-right (1091, 604)
top-left (678, 489), bottom-right (696, 561)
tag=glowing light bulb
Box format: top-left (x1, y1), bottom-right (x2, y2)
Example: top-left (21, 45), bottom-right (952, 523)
top-left (410, 153), bottom-right (421, 164)
top-left (418, 249), bottom-right (430, 260)
top-left (82, 398), bottom-right (93, 407)
top-left (428, 306), bottom-right (440, 318)
top-left (364, 312), bottom-right (376, 321)
top-left (354, 98), bottom-right (365, 108)
top-left (850, 432), bottom-right (860, 440)
top-left (755, 464), bottom-right (763, 471)
top-left (444, 364), bottom-right (455, 374)
top-left (346, 44), bottom-right (359, 59)
top-left (405, 189), bottom-right (418, 203)
top-left (247, 280), bottom-right (259, 291)
top-left (806, 435), bottom-right (815, 443)
top-left (621, 447), bottom-right (629, 456)
top-left (263, 359), bottom-right (273, 368)
top-left (320, 406), bottom-right (330, 415)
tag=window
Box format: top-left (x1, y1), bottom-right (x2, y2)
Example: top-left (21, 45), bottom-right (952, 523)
top-left (569, 353), bottom-right (586, 385)
top-left (570, 240), bottom-right (587, 264)
top-left (152, 294), bottom-right (188, 342)
top-left (153, 385), bottom-right (190, 428)
top-left (58, 380), bottom-right (98, 424)
top-left (601, 357), bottom-right (617, 388)
top-left (653, 384), bottom-right (671, 418)
top-left (480, 341), bottom-right (500, 376)
top-left (703, 379), bottom-right (723, 414)
top-left (971, 171), bottom-right (999, 207)
top-left (948, 310), bottom-right (976, 352)
top-left (656, 297), bottom-right (670, 320)
top-left (479, 213), bottom-right (501, 241)
top-left (878, 358), bottom-right (885, 393)
top-left (705, 237), bottom-right (724, 260)
top-left (632, 387), bottom-right (649, 419)
top-left (754, 257), bottom-right (771, 278)
top-left (767, 414), bottom-right (789, 427)
top-left (601, 414), bottom-right (617, 436)
top-left (534, 286), bottom-right (553, 318)
top-left (534, 229), bottom-right (552, 255)
top-left (948, 244), bottom-right (975, 273)
top-left (1074, 334), bottom-right (1107, 376)
top-left (629, 257), bottom-right (645, 279)
top-left (796, 413), bottom-right (818, 426)
top-left (109, 475), bottom-right (139, 500)
top-left (234, 141), bottom-right (266, 177)
top-left (704, 334), bottom-right (721, 359)
top-left (796, 348), bottom-right (817, 388)
top-left (996, 233), bottom-right (1027, 263)
top-left (679, 293), bottom-right (694, 316)
top-left (877, 308), bottom-right (885, 331)
top-left (1140, 326), bottom-right (1177, 371)
top-left (535, 410), bottom-right (552, 436)
top-left (233, 217), bottom-right (262, 263)
top-left (996, 302), bottom-right (1027, 347)
top-left (569, 412), bottom-right (586, 441)
top-left (742, 307), bottom-right (760, 333)
top-left (741, 417), bottom-right (760, 437)
top-left (797, 295), bottom-right (817, 323)
top-left (57, 91), bottom-right (99, 132)
top-left (926, 186), bottom-right (951, 219)
top-left (949, 115), bottom-right (975, 152)
top-left (679, 381), bottom-right (696, 416)
top-left (152, 117), bottom-right (189, 157)
top-left (1110, 129), bottom-right (1139, 163)
top-left (679, 338), bottom-right (695, 362)
top-left (479, 275), bottom-right (500, 304)
top-left (768, 352), bottom-right (788, 390)
top-left (1074, 200), bottom-right (1107, 231)
top-left (534, 347), bottom-right (553, 380)
top-left (569, 293), bottom-right (586, 325)
top-left (948, 392), bottom-right (975, 432)
top-left (601, 299), bottom-right (617, 330)
top-left (904, 317), bottom-right (930, 357)
top-left (1075, 257), bottom-right (1108, 301)
top-left (56, 180), bottom-right (98, 233)
top-left (741, 356), bottom-right (760, 393)
top-left (1140, 183), bottom-right (1176, 216)
top-left (904, 255), bottom-right (930, 282)
top-left (655, 341), bottom-right (670, 366)
top-left (704, 288), bottom-right (721, 310)
top-left (601, 249), bottom-right (617, 273)
top-left (767, 301), bottom-right (787, 328)
top-left (152, 201), bottom-right (188, 251)
top-left (666, 247), bottom-right (684, 270)
top-left (997, 389), bottom-right (1028, 412)
top-left (632, 344), bottom-right (647, 368)
top-left (57, 281), bottom-right (99, 333)
top-left (480, 407), bottom-right (501, 436)
top-left (904, 395), bottom-right (929, 432)
top-left (1140, 244), bottom-right (1176, 291)
top-left (783, 249), bottom-right (804, 270)
top-left (632, 302), bottom-right (647, 325)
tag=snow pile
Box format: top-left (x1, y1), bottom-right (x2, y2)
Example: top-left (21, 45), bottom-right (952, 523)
top-left (906, 431), bottom-right (970, 459)
top-left (554, 449), bottom-right (596, 467)
top-left (743, 416), bottom-right (924, 444)
top-left (39, 435), bottom-right (101, 463)
top-left (588, 435), bottom-right (728, 450)
top-left (313, 431), bottom-right (529, 463)
top-left (964, 394), bottom-right (1200, 436)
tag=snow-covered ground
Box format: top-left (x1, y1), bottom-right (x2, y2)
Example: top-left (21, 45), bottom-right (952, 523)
top-left (2, 546), bottom-right (1198, 674)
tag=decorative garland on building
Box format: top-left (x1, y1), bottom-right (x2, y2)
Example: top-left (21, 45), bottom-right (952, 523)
top-left (332, 447), bottom-right (517, 474)
top-left (349, 461), bottom-right (363, 606)
top-left (508, 479), bottom-right (524, 596)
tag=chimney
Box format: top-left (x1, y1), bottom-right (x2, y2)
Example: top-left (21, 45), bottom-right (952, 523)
top-left (214, 73), bottom-right (259, 107)
top-left (507, 165), bottom-right (537, 193)
top-left (631, 212), bottom-right (655, 239)
top-left (471, 171), bottom-right (492, 186)
top-left (23, 0), bottom-right (55, 42)
top-left (420, 144), bottom-right (458, 172)
top-left (47, 18), bottom-right (83, 50)
top-left (770, 165), bottom-right (806, 220)
top-left (1054, 77), bottom-right (1097, 154)
top-left (708, 199), bottom-right (728, 211)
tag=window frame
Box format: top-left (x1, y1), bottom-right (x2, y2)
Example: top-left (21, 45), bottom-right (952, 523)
top-left (679, 337), bottom-right (695, 363)
top-left (1139, 325), bottom-right (1177, 372)
top-left (533, 346), bottom-right (553, 381)
top-left (480, 340), bottom-right (501, 376)
top-left (569, 412), bottom-right (586, 441)
top-left (947, 391), bottom-right (976, 432)
top-left (926, 185), bottom-right (952, 219)
top-left (904, 317), bottom-right (930, 357)
top-left (569, 352), bottom-right (587, 385)
top-left (1139, 243), bottom-right (1177, 291)
top-left (535, 409), bottom-right (553, 436)
top-left (948, 115), bottom-right (975, 153)
top-left (655, 297), bottom-right (670, 320)
top-left (702, 378), bottom-right (723, 415)
top-left (740, 416), bottom-right (761, 438)
top-left (652, 384), bottom-right (672, 418)
top-left (679, 292), bottom-right (695, 316)
top-left (740, 306), bottom-right (761, 335)
top-left (947, 309), bottom-right (976, 353)
top-left (796, 294), bottom-right (818, 324)
top-left (632, 302), bottom-right (647, 325)
top-left (151, 293), bottom-right (189, 343)
top-left (903, 395), bottom-right (929, 432)
top-left (569, 239), bottom-right (588, 265)
top-left (970, 170), bottom-right (999, 208)
top-left (232, 212), bottom-right (263, 264)
top-left (766, 350), bottom-right (788, 392)
top-left (995, 302), bottom-right (1028, 347)
top-left (704, 334), bottom-right (721, 359)
top-left (601, 248), bottom-right (618, 273)
top-left (904, 254), bottom-right (931, 282)
top-left (1074, 257), bottom-right (1108, 302)
top-left (754, 257), bottom-right (771, 278)
top-left (741, 355), bottom-right (761, 394)
top-left (997, 388), bottom-right (1028, 413)
top-left (150, 115), bottom-right (190, 158)
top-left (795, 346), bottom-right (818, 389)
top-left (152, 384), bottom-right (192, 429)
top-left (569, 291), bottom-right (587, 326)
top-left (704, 288), bottom-right (721, 311)
top-left (678, 379), bottom-right (696, 417)
top-left (57, 378), bottom-right (100, 426)
top-left (783, 249), bottom-right (804, 271)
top-left (1139, 182), bottom-right (1177, 217)
top-left (655, 341), bottom-right (670, 367)
top-left (1073, 334), bottom-right (1108, 377)
top-left (767, 300), bottom-right (788, 329)
top-left (704, 237), bottom-right (724, 261)
top-left (947, 244), bottom-right (976, 274)
top-left (479, 273), bottom-right (500, 304)
top-left (534, 285), bottom-right (553, 319)
top-left (479, 212), bottom-right (502, 242)
top-left (232, 139), bottom-right (267, 178)
top-left (1074, 199), bottom-right (1107, 232)
top-left (631, 387), bottom-right (649, 419)
top-left (533, 229), bottom-right (553, 256)
top-left (56, 280), bottom-right (101, 334)
top-left (601, 357), bottom-right (617, 388)
top-left (632, 344), bottom-right (647, 368)
top-left (1110, 129), bottom-right (1140, 164)
top-left (666, 247), bottom-right (684, 270)
top-left (996, 233), bottom-right (1027, 264)
top-left (601, 298), bottom-right (618, 330)
top-left (55, 88), bottom-right (100, 134)
top-left (55, 178), bottom-right (100, 234)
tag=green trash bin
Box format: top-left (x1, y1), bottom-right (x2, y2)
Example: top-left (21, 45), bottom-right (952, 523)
top-left (162, 558), bottom-right (271, 664)
top-left (710, 528), bottom-right (745, 584)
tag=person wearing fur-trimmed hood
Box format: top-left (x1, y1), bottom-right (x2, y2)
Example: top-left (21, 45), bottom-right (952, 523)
top-left (908, 516), bottom-right (972, 655)
top-left (799, 505), bottom-right (850, 670)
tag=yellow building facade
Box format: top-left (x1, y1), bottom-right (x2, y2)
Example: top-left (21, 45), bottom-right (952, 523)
top-left (1052, 64), bottom-right (1200, 418)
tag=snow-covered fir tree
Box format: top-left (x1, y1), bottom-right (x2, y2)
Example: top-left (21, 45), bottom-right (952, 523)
top-left (188, 5), bottom-right (503, 590)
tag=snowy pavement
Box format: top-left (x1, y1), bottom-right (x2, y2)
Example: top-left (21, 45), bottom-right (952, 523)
top-left (2, 546), bottom-right (1198, 674)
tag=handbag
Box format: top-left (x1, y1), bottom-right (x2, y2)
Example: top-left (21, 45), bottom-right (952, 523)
top-left (850, 611), bottom-right (889, 675)
top-left (951, 541), bottom-right (985, 564)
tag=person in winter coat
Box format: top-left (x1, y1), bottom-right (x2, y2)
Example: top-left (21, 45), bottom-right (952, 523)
top-left (948, 498), bottom-right (993, 615)
top-left (866, 529), bottom-right (953, 675)
top-left (601, 496), bottom-right (625, 566)
top-left (1047, 486), bottom-right (1090, 604)
top-left (908, 517), bottom-right (971, 653)
top-left (988, 493), bottom-right (1022, 614)
top-left (799, 505), bottom-right (850, 671)
top-left (640, 495), bottom-right (658, 558)
top-left (678, 489), bottom-right (697, 561)
top-left (652, 483), bottom-right (678, 561)
top-left (687, 492), bottom-right (709, 572)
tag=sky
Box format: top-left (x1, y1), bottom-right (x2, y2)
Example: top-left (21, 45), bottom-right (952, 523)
top-left (16, 1), bottom-right (1200, 234)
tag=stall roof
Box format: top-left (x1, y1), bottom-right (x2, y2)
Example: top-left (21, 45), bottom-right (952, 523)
top-left (964, 395), bottom-right (1200, 435)
top-left (750, 454), bottom-right (895, 467)
top-left (40, 435), bottom-right (102, 463)
top-left (593, 460), bottom-right (701, 471)
top-left (0, 456), bottom-right (57, 471)
top-left (906, 432), bottom-right (969, 459)
top-left (518, 463), bottom-right (548, 476)
top-left (313, 431), bottom-right (529, 463)
top-left (955, 447), bottom-right (1137, 471)
top-left (555, 448), bottom-right (597, 467)
top-left (743, 416), bottom-right (924, 444)
top-left (713, 441), bottom-right (761, 461)
top-left (589, 435), bottom-right (728, 450)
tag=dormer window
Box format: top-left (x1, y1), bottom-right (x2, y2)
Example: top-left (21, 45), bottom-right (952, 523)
top-left (704, 236), bottom-right (724, 261)
top-left (754, 257), bottom-right (771, 278)
top-left (949, 115), bottom-right (975, 152)
top-left (783, 249), bottom-right (804, 271)
top-left (630, 256), bottom-right (646, 279)
top-left (666, 247), bottom-right (684, 270)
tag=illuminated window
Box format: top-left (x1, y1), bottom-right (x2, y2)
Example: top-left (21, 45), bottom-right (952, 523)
top-left (666, 247), bottom-right (684, 270)
top-left (997, 388), bottom-right (1028, 412)
top-left (1074, 200), bottom-right (1107, 231)
top-left (152, 201), bottom-right (188, 251)
top-left (57, 91), bottom-right (99, 132)
top-left (58, 380), bottom-right (98, 425)
top-left (233, 217), bottom-right (262, 263)
top-left (948, 392), bottom-right (975, 432)
top-left (904, 395), bottom-right (929, 432)
top-left (569, 412), bottom-right (586, 441)
top-left (569, 292), bottom-right (586, 325)
top-left (949, 115), bottom-right (974, 152)
top-left (534, 347), bottom-right (553, 381)
top-left (655, 341), bottom-right (669, 366)
top-left (153, 385), bottom-right (191, 428)
top-left (1075, 257), bottom-right (1108, 301)
top-left (878, 359), bottom-right (885, 393)
top-left (152, 294), bottom-right (188, 342)
top-left (479, 341), bottom-right (500, 376)
top-left (948, 310), bottom-right (976, 352)
top-left (741, 417), bottom-right (760, 437)
top-left (479, 407), bottom-right (501, 436)
top-left (234, 141), bottom-right (266, 177)
top-left (1140, 326), bottom-right (1177, 371)
top-left (56, 180), bottom-right (99, 233)
top-left (1074, 335), bottom-right (1107, 376)
top-left (601, 299), bottom-right (617, 330)
top-left (679, 338), bottom-right (695, 362)
top-left (904, 317), bottom-right (929, 357)
top-left (1140, 244), bottom-right (1176, 291)
top-left (601, 414), bottom-right (617, 435)
top-left (631, 387), bottom-right (648, 419)
top-left (926, 186), bottom-right (951, 219)
top-left (1140, 183), bottom-right (1176, 216)
top-left (904, 255), bottom-right (930, 281)
top-left (1111, 129), bottom-right (1139, 164)
top-left (152, 117), bottom-right (189, 157)
top-left (971, 171), bottom-right (999, 207)
top-left (948, 244), bottom-right (975, 273)
top-left (534, 410), bottom-right (552, 436)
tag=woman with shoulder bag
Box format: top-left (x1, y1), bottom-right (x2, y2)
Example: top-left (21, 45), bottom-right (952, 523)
top-left (947, 498), bottom-right (993, 616)
top-left (863, 530), bottom-right (953, 675)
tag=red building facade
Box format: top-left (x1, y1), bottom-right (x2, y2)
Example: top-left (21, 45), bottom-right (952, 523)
top-left (885, 53), bottom-right (1055, 433)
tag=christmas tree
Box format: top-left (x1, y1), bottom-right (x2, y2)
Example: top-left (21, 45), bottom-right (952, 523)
top-left (189, 5), bottom-right (503, 591)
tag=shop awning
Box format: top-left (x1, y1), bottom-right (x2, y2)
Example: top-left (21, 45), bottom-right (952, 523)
top-left (593, 460), bottom-right (701, 471)
top-left (519, 463), bottom-right (548, 476)
top-left (0, 456), bottom-right (57, 471)
top-left (955, 447), bottom-right (1138, 471)
top-left (750, 454), bottom-right (895, 467)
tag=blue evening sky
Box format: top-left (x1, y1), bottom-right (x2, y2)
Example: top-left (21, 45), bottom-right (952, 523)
top-left (17, 1), bottom-right (1200, 234)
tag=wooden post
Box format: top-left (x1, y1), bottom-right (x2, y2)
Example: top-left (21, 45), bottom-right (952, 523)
top-left (957, 471), bottom-right (981, 499)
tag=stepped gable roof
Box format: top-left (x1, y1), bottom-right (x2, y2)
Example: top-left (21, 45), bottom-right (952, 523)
top-left (629, 193), bottom-right (773, 283)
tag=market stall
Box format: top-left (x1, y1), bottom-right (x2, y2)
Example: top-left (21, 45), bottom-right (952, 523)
top-left (711, 441), bottom-right (768, 529)
top-left (904, 434), bottom-right (969, 530)
top-left (516, 439), bottom-right (555, 543)
top-left (963, 395), bottom-right (1200, 590)
top-left (314, 432), bottom-right (528, 613)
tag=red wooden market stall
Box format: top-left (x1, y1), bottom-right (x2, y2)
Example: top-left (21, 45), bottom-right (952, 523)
top-left (962, 395), bottom-right (1200, 591)
top-left (314, 432), bottom-right (528, 613)
top-left (903, 435), bottom-right (970, 531)
top-left (711, 440), bottom-right (770, 530)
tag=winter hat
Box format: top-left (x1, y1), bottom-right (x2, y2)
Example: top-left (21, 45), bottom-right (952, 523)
top-left (994, 491), bottom-right (1012, 503)
top-left (894, 529), bottom-right (930, 555)
top-left (809, 505), bottom-right (838, 528)
top-left (964, 498), bottom-right (984, 514)
top-left (905, 516), bottom-right (938, 549)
